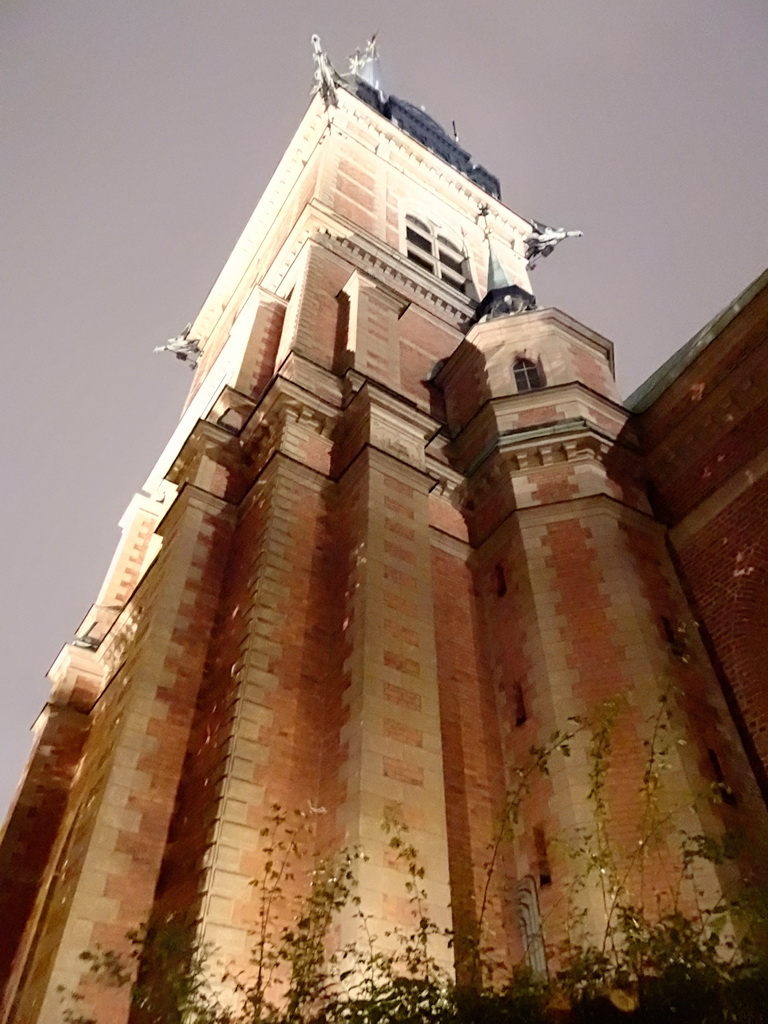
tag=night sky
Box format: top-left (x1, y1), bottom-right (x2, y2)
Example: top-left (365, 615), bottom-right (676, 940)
top-left (1, 1), bottom-right (767, 819)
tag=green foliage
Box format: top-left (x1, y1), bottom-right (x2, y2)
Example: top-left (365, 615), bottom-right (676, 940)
top-left (61, 918), bottom-right (232, 1024)
top-left (469, 720), bottom-right (586, 987)
top-left (333, 812), bottom-right (453, 1024)
top-left (61, 699), bottom-right (768, 1023)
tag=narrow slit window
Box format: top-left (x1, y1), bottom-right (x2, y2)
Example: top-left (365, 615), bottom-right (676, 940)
top-left (708, 748), bottom-right (737, 806)
top-left (334, 290), bottom-right (352, 371)
top-left (495, 563), bottom-right (507, 597)
top-left (514, 683), bottom-right (527, 726)
top-left (534, 826), bottom-right (552, 886)
top-left (661, 616), bottom-right (687, 659)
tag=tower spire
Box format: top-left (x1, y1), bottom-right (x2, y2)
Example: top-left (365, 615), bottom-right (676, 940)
top-left (467, 232), bottom-right (536, 326)
top-left (487, 242), bottom-right (512, 292)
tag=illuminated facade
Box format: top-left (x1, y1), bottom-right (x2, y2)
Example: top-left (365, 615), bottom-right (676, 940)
top-left (2, 44), bottom-right (767, 1024)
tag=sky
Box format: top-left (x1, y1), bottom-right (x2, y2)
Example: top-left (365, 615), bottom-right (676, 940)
top-left (1, 1), bottom-right (767, 820)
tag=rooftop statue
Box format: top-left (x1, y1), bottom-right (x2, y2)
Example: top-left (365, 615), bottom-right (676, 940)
top-left (311, 34), bottom-right (343, 107)
top-left (310, 34), bottom-right (502, 198)
top-left (525, 220), bottom-right (583, 268)
top-left (154, 323), bottom-right (201, 368)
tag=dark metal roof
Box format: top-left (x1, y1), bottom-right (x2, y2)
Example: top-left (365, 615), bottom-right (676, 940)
top-left (351, 78), bottom-right (501, 199)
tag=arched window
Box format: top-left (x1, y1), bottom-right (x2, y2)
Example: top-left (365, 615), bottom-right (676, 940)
top-left (405, 215), bottom-right (472, 295)
top-left (513, 358), bottom-right (543, 392)
top-left (515, 877), bottom-right (547, 976)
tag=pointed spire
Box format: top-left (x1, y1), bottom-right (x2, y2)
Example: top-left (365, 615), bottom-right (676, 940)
top-left (487, 241), bottom-right (512, 292)
top-left (466, 233), bottom-right (536, 328)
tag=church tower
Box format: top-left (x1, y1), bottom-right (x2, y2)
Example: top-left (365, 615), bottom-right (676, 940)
top-left (2, 39), bottom-right (766, 1024)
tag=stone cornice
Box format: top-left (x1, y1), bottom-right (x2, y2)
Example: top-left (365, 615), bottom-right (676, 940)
top-left (331, 89), bottom-right (533, 243)
top-left (464, 418), bottom-right (621, 487)
top-left (326, 229), bottom-right (474, 329)
top-left (512, 491), bottom-right (660, 531)
top-left (424, 434), bottom-right (466, 503)
top-left (164, 419), bottom-right (243, 500)
top-left (46, 644), bottom-right (104, 711)
top-left (241, 370), bottom-right (340, 441)
top-left (670, 443), bottom-right (768, 547)
top-left (235, 372), bottom-right (340, 486)
top-left (188, 85), bottom-right (537, 359)
top-left (261, 199), bottom-right (476, 331)
top-left (428, 526), bottom-right (471, 560)
top-left (464, 306), bottom-right (616, 368)
top-left (445, 382), bottom-right (638, 480)
top-left (332, 376), bottom-right (441, 477)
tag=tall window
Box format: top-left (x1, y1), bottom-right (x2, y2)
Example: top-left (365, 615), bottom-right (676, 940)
top-left (515, 877), bottom-right (547, 976)
top-left (405, 215), bottom-right (470, 295)
top-left (513, 358), bottom-right (543, 392)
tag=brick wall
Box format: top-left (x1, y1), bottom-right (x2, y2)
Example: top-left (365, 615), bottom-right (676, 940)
top-left (5, 492), bottom-right (235, 1024)
top-left (5, 88), bottom-right (767, 1023)
top-left (0, 705), bottom-right (89, 995)
top-left (431, 538), bottom-right (514, 976)
top-left (639, 276), bottom-right (768, 797)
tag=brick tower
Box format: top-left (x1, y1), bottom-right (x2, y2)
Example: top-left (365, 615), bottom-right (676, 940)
top-left (2, 39), bottom-right (766, 1023)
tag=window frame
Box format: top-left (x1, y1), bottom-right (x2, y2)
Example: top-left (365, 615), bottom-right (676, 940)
top-left (513, 357), bottom-right (544, 392)
top-left (515, 876), bottom-right (548, 976)
top-left (403, 214), bottom-right (474, 296)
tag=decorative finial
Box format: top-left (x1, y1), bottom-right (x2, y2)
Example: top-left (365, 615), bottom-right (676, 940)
top-left (525, 220), bottom-right (583, 269)
top-left (348, 33), bottom-right (383, 92)
top-left (477, 203), bottom-right (491, 238)
top-left (311, 34), bottom-right (342, 107)
top-left (154, 323), bottom-right (201, 368)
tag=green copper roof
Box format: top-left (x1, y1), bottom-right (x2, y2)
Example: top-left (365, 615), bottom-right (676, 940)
top-left (487, 242), bottom-right (512, 291)
top-left (626, 268), bottom-right (768, 413)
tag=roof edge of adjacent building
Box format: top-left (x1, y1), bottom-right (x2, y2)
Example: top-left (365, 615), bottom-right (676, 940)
top-left (626, 268), bottom-right (768, 414)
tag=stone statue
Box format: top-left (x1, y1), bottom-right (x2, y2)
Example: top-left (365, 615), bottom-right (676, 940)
top-left (154, 323), bottom-right (201, 368)
top-left (311, 34), bottom-right (342, 107)
top-left (525, 220), bottom-right (583, 268)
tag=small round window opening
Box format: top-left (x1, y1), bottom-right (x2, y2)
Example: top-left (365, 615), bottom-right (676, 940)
top-left (513, 358), bottom-right (543, 392)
